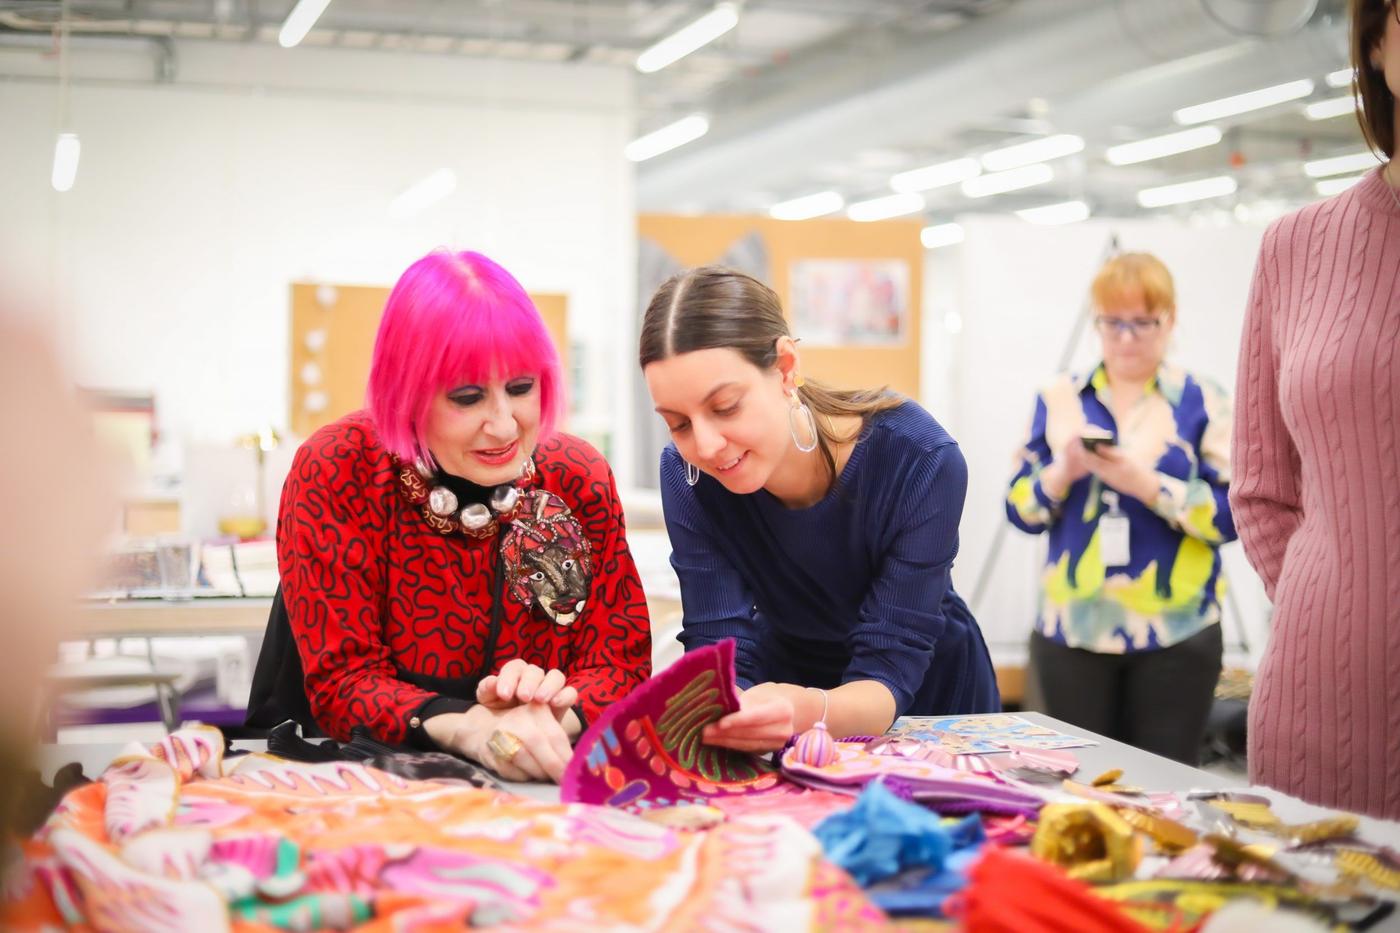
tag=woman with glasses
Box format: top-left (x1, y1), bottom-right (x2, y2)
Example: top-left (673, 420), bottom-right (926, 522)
top-left (1231, 0), bottom-right (1400, 819)
top-left (1005, 252), bottom-right (1236, 764)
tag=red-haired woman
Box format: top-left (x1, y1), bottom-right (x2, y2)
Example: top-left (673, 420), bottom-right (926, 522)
top-left (250, 250), bottom-right (650, 783)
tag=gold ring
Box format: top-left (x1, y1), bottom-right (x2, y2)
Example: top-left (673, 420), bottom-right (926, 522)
top-left (487, 729), bottom-right (524, 762)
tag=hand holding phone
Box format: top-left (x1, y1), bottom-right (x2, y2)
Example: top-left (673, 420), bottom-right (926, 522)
top-left (1080, 427), bottom-right (1117, 453)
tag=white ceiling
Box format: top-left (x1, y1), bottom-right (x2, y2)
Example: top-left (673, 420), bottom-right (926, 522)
top-left (0, 0), bottom-right (1372, 222)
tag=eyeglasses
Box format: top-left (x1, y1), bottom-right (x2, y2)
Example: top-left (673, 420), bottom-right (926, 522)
top-left (1094, 316), bottom-right (1163, 339)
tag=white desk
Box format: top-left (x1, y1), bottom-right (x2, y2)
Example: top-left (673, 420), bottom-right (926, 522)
top-left (36, 711), bottom-right (1395, 832)
top-left (77, 597), bottom-right (272, 638)
top-left (34, 713), bottom-right (1400, 927)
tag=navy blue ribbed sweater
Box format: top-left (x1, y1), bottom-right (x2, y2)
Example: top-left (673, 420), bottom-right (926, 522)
top-left (660, 401), bottom-right (999, 717)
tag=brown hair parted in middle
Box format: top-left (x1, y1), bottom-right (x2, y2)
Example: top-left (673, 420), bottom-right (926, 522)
top-left (1351, 0), bottom-right (1396, 158)
top-left (639, 265), bottom-right (903, 480)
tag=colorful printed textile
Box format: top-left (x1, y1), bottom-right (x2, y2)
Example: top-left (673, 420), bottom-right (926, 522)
top-left (1006, 363), bottom-right (1236, 653)
top-left (781, 741), bottom-right (1046, 818)
top-left (3, 726), bottom-right (886, 931)
top-left (561, 640), bottom-right (791, 811)
top-left (885, 714), bottom-right (1096, 754)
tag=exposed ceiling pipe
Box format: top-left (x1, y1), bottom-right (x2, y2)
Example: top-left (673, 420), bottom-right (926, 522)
top-left (636, 0), bottom-right (1323, 208)
top-left (1052, 24), bottom-right (1344, 137)
top-left (0, 26), bottom-right (177, 82)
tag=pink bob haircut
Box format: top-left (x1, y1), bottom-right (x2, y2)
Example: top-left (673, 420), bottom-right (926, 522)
top-left (367, 249), bottom-right (564, 467)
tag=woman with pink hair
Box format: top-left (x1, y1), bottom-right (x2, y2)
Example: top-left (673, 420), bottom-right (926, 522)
top-left (248, 250), bottom-right (651, 784)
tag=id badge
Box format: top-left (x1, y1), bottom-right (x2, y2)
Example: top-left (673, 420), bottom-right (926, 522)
top-left (1099, 514), bottom-right (1131, 567)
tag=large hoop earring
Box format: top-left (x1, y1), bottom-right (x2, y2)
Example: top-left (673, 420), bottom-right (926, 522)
top-left (685, 460), bottom-right (700, 486)
top-left (789, 393), bottom-right (819, 453)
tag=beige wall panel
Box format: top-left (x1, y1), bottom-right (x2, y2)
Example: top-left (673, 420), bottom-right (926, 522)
top-left (290, 284), bottom-right (568, 438)
top-left (637, 214), bottom-right (922, 398)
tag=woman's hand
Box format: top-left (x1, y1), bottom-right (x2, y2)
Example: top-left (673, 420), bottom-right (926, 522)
top-left (429, 702), bottom-right (576, 783)
top-left (1042, 440), bottom-right (1092, 499)
top-left (1084, 446), bottom-right (1160, 506)
top-left (700, 682), bottom-right (808, 753)
top-left (476, 659), bottom-right (579, 713)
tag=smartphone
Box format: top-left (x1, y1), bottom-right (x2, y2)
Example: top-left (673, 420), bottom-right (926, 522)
top-left (1080, 428), bottom-right (1117, 453)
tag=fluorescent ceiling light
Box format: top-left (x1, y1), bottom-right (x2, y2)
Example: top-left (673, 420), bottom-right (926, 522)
top-left (51, 132), bottom-right (80, 192)
top-left (921, 223), bottom-right (965, 249)
top-left (625, 114), bottom-right (709, 162)
top-left (1303, 150), bottom-right (1382, 177)
top-left (1173, 79), bottom-right (1314, 124)
top-left (961, 163), bottom-right (1054, 198)
top-left (388, 168), bottom-right (457, 219)
top-left (1325, 68), bottom-right (1353, 89)
top-left (1315, 174), bottom-right (1366, 196)
top-left (636, 3), bottom-right (738, 74)
top-left (847, 192), bottom-right (925, 222)
top-left (1137, 175), bottom-right (1237, 208)
top-left (1304, 95), bottom-right (1358, 121)
top-left (1105, 126), bottom-right (1222, 166)
top-left (769, 190), bottom-right (844, 220)
top-left (890, 157), bottom-right (980, 193)
top-left (1016, 200), bottom-right (1090, 225)
top-left (278, 0), bottom-right (333, 48)
top-left (980, 134), bottom-right (1084, 172)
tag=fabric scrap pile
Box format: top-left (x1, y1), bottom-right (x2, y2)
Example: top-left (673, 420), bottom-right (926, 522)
top-left (2, 723), bottom-right (884, 931)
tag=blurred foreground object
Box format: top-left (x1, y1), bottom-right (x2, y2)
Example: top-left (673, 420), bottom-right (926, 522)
top-left (0, 311), bottom-right (111, 848)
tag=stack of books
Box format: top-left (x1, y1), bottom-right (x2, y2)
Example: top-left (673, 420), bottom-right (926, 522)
top-left (200, 538), bottom-right (278, 597)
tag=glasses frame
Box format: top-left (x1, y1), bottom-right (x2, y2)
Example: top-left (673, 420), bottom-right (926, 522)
top-left (1093, 315), bottom-right (1164, 340)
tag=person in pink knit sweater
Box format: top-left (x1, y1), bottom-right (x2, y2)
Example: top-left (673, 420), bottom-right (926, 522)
top-left (1231, 0), bottom-right (1400, 820)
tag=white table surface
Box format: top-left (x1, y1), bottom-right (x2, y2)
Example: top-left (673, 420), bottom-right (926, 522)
top-left (34, 712), bottom-right (1400, 926)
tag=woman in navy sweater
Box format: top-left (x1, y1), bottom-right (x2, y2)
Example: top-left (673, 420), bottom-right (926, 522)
top-left (640, 266), bottom-right (997, 752)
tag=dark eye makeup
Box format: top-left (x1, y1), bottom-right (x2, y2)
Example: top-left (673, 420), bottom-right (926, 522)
top-left (446, 377), bottom-right (536, 407)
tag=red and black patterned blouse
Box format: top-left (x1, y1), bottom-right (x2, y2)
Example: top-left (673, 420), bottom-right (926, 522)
top-left (276, 411), bottom-right (652, 743)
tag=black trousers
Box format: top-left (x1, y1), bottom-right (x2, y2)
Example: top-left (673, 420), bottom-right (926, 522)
top-left (1029, 624), bottom-right (1222, 765)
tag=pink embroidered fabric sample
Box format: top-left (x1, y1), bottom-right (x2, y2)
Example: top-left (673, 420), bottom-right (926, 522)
top-left (561, 640), bottom-right (789, 810)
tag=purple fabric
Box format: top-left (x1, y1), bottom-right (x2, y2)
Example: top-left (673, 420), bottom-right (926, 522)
top-left (781, 741), bottom-right (1046, 819)
top-left (561, 640), bottom-right (788, 810)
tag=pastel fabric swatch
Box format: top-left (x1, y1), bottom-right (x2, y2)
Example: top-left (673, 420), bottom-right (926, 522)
top-left (4, 724), bottom-right (886, 931)
top-left (781, 740), bottom-right (1046, 818)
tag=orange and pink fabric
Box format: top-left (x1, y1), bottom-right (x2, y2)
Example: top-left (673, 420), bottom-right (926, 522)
top-left (3, 724), bottom-right (884, 931)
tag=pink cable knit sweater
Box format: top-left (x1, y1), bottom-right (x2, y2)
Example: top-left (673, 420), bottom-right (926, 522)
top-left (1232, 166), bottom-right (1400, 819)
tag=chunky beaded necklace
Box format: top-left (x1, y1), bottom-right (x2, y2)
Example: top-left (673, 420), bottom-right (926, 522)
top-left (392, 455), bottom-right (536, 540)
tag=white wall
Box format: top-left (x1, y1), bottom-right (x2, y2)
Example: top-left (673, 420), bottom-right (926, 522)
top-left (0, 40), bottom-right (637, 481)
top-left (925, 215), bottom-right (1272, 659)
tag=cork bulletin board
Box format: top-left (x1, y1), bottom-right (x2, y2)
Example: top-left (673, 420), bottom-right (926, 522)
top-left (636, 214), bottom-right (923, 398)
top-left (289, 282), bottom-right (568, 439)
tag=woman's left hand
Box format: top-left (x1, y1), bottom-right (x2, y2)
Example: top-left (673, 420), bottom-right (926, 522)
top-left (1084, 446), bottom-right (1160, 506)
top-left (476, 659), bottom-right (579, 713)
top-left (700, 683), bottom-right (805, 753)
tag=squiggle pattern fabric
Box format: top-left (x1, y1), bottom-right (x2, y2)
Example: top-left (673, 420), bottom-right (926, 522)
top-left (3, 725), bottom-right (886, 931)
top-left (277, 412), bottom-right (651, 742)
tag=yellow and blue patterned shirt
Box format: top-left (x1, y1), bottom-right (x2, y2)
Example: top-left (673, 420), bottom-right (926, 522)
top-left (1005, 362), bottom-right (1236, 653)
